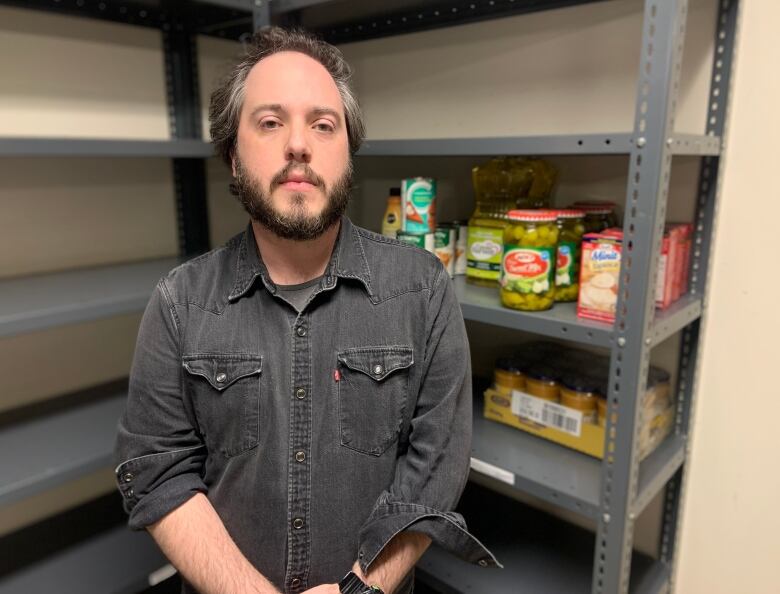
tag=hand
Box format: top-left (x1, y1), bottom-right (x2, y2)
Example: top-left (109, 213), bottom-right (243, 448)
top-left (301, 584), bottom-right (340, 594)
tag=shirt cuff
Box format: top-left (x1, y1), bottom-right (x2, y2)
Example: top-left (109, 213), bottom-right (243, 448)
top-left (115, 446), bottom-right (208, 530)
top-left (357, 498), bottom-right (501, 574)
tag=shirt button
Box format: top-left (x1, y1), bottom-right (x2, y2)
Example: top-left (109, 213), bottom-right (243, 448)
top-left (295, 388), bottom-right (306, 399)
top-left (122, 472), bottom-right (133, 483)
top-left (126, 488), bottom-right (134, 498)
top-left (215, 372), bottom-right (227, 384)
top-left (296, 326), bottom-right (307, 337)
top-left (478, 559), bottom-right (489, 567)
top-left (295, 451), bottom-right (306, 462)
top-left (373, 364), bottom-right (383, 376)
top-left (291, 578), bottom-right (301, 588)
top-left (293, 518), bottom-right (304, 529)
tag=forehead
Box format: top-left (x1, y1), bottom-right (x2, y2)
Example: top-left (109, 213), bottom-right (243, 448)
top-left (242, 51), bottom-right (344, 115)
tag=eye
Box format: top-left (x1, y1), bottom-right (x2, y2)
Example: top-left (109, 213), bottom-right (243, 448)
top-left (314, 121), bottom-right (335, 133)
top-left (259, 119), bottom-right (280, 130)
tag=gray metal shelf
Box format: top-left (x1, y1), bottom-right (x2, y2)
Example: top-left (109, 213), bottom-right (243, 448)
top-left (0, 137), bottom-right (213, 158)
top-left (0, 257), bottom-right (180, 338)
top-left (0, 524), bottom-right (169, 594)
top-left (0, 392), bottom-right (127, 508)
top-left (357, 133), bottom-right (720, 157)
top-left (470, 394), bottom-right (687, 523)
top-left (455, 276), bottom-right (702, 349)
top-left (416, 483), bottom-right (668, 594)
top-left (0, 133), bottom-right (717, 159)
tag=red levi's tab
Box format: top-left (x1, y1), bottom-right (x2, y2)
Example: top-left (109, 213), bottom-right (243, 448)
top-left (334, 369), bottom-right (341, 382)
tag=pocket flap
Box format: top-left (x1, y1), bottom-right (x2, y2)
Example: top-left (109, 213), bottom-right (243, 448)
top-left (182, 354), bottom-right (262, 391)
top-left (337, 346), bottom-right (413, 381)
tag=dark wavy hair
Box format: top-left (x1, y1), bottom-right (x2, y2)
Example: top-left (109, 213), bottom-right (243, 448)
top-left (208, 26), bottom-right (365, 167)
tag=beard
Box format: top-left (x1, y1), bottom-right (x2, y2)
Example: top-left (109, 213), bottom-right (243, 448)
top-left (230, 155), bottom-right (353, 241)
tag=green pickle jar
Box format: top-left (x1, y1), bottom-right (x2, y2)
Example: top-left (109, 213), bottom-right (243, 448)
top-left (500, 210), bottom-right (559, 311)
top-left (573, 205), bottom-right (613, 234)
top-left (554, 209), bottom-right (586, 303)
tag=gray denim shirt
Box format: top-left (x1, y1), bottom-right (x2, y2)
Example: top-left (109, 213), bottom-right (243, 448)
top-left (113, 217), bottom-right (498, 593)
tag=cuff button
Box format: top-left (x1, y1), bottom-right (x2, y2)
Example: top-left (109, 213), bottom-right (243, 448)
top-left (122, 472), bottom-right (133, 483)
top-left (478, 559), bottom-right (488, 567)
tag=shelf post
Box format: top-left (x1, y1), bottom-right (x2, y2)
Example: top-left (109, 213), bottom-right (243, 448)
top-left (163, 17), bottom-right (211, 258)
top-left (593, 1), bottom-right (691, 592)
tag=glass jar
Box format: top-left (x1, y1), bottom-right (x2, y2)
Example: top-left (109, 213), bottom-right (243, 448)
top-left (500, 210), bottom-right (559, 311)
top-left (572, 205), bottom-right (613, 234)
top-left (494, 357), bottom-right (525, 396)
top-left (572, 200), bottom-right (620, 228)
top-left (524, 366), bottom-right (559, 402)
top-left (559, 375), bottom-right (601, 424)
top-left (553, 209), bottom-right (586, 303)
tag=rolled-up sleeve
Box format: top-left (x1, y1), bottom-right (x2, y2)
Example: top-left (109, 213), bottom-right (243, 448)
top-left (358, 265), bottom-right (500, 572)
top-left (113, 277), bottom-right (207, 530)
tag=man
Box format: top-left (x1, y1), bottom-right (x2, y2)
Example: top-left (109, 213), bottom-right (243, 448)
top-left (114, 27), bottom-right (496, 594)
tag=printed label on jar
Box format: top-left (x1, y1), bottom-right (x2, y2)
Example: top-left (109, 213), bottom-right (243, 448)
top-left (466, 227), bottom-right (503, 280)
top-left (555, 241), bottom-right (577, 287)
top-left (501, 245), bottom-right (554, 294)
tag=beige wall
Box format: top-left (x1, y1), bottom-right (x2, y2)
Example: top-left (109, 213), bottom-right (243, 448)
top-left (674, 1), bottom-right (780, 592)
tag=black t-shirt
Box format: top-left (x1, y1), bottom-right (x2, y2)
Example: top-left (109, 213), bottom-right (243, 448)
top-left (276, 275), bottom-right (323, 312)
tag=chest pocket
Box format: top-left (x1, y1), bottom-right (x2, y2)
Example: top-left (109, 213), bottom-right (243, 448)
top-left (182, 354), bottom-right (262, 458)
top-left (337, 346), bottom-right (413, 456)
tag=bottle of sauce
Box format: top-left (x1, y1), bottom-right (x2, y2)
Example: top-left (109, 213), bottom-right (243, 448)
top-left (381, 187), bottom-right (402, 238)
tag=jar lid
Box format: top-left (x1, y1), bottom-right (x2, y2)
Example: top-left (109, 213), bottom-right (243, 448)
top-left (390, 187), bottom-right (401, 196)
top-left (561, 374), bottom-right (603, 395)
top-left (571, 204), bottom-right (612, 215)
top-left (525, 365), bottom-right (558, 382)
top-left (554, 209), bottom-right (586, 220)
top-left (648, 366), bottom-right (671, 387)
top-left (507, 209), bottom-right (557, 222)
top-left (496, 357), bottom-right (524, 373)
top-left (572, 200), bottom-right (617, 209)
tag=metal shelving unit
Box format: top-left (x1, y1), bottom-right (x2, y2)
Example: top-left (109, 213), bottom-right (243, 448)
top-left (0, 258), bottom-right (180, 338)
top-left (0, 0), bottom-right (738, 593)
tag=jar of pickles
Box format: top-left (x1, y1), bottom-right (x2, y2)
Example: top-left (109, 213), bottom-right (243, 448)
top-left (554, 209), bottom-right (586, 303)
top-left (500, 210), bottom-right (559, 311)
top-left (573, 205), bottom-right (613, 233)
top-left (572, 200), bottom-right (620, 228)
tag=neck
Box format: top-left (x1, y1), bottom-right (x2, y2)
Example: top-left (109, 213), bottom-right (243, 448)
top-left (251, 219), bottom-right (340, 285)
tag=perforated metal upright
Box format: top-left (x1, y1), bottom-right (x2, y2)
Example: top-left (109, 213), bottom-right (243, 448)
top-left (163, 11), bottom-right (212, 257)
top-left (594, 1), bottom-right (740, 592)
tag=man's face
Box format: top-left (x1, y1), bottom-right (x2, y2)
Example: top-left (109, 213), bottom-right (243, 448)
top-left (233, 51), bottom-right (353, 241)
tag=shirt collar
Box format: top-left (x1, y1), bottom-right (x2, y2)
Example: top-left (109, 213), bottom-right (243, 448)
top-left (228, 216), bottom-right (372, 302)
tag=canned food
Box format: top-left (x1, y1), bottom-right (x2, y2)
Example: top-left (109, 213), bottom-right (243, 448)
top-left (435, 224), bottom-right (456, 277)
top-left (397, 231), bottom-right (435, 253)
top-left (452, 220), bottom-right (469, 276)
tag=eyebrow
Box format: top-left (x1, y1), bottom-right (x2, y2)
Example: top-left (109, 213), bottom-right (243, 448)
top-left (249, 104), bottom-right (342, 124)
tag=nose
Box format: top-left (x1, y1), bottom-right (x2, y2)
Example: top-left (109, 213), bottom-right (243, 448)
top-left (284, 120), bottom-right (312, 164)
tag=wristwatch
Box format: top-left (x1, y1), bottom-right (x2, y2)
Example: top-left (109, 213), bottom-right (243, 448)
top-left (338, 570), bottom-right (385, 594)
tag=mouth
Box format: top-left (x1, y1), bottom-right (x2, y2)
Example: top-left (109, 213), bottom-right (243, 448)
top-left (280, 180), bottom-right (317, 191)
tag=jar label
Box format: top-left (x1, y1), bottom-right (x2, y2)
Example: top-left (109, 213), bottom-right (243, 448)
top-left (555, 241), bottom-right (577, 287)
top-left (466, 226), bottom-right (503, 280)
top-left (501, 245), bottom-right (554, 293)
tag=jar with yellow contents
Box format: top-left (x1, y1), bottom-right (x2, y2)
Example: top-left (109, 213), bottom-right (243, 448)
top-left (500, 210), bottom-right (559, 311)
top-left (554, 209), bottom-right (586, 303)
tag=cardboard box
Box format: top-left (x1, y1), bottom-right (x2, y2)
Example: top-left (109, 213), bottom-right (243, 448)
top-left (483, 385), bottom-right (674, 460)
top-left (577, 230), bottom-right (622, 323)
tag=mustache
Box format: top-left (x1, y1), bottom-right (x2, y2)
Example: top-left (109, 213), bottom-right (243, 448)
top-left (270, 163), bottom-right (325, 190)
